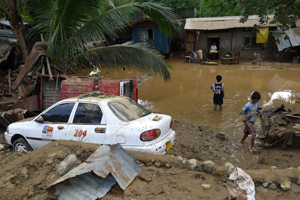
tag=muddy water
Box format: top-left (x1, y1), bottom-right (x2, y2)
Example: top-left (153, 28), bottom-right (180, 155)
top-left (76, 55), bottom-right (300, 135)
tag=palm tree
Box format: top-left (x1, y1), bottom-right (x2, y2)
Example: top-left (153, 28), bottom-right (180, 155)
top-left (0, 0), bottom-right (28, 60)
top-left (23, 0), bottom-right (179, 81)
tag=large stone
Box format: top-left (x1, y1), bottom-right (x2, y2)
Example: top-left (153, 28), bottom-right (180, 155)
top-left (165, 162), bottom-right (171, 168)
top-left (187, 159), bottom-right (198, 170)
top-left (225, 162), bottom-right (234, 176)
top-left (268, 183), bottom-right (277, 190)
top-left (202, 161), bottom-right (214, 173)
top-left (216, 132), bottom-right (226, 140)
top-left (270, 166), bottom-right (278, 170)
top-left (280, 181), bottom-right (291, 191)
top-left (202, 184), bottom-right (211, 190)
top-left (178, 156), bottom-right (184, 162)
top-left (256, 186), bottom-right (268, 194)
top-left (262, 182), bottom-right (269, 188)
top-left (57, 154), bottom-right (78, 176)
top-left (155, 161), bottom-right (162, 168)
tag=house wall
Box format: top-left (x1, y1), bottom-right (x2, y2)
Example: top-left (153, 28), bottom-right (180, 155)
top-left (194, 28), bottom-right (278, 60)
top-left (132, 26), bottom-right (170, 54)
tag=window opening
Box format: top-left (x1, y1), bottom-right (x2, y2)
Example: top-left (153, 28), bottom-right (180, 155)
top-left (73, 103), bottom-right (103, 124)
top-left (43, 103), bottom-right (75, 123)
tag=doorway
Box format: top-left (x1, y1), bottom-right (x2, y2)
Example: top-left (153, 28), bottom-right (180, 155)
top-left (207, 37), bottom-right (220, 60)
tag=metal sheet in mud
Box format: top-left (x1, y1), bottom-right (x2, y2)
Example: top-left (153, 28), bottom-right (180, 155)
top-left (49, 144), bottom-right (141, 200)
top-left (55, 173), bottom-right (117, 200)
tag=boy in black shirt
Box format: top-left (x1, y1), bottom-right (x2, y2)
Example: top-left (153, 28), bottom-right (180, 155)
top-left (211, 75), bottom-right (224, 111)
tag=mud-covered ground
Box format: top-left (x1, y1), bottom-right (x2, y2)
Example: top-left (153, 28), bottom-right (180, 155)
top-left (1, 121), bottom-right (300, 200)
top-left (169, 120), bottom-right (300, 170)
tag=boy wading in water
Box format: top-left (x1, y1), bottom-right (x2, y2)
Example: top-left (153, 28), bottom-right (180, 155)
top-left (212, 75), bottom-right (224, 111)
top-left (240, 92), bottom-right (264, 152)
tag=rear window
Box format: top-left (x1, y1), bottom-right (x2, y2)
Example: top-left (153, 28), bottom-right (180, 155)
top-left (108, 98), bottom-right (150, 121)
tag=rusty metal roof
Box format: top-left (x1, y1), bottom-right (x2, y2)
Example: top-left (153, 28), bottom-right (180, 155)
top-left (274, 28), bottom-right (300, 51)
top-left (12, 42), bottom-right (47, 91)
top-left (185, 15), bottom-right (278, 30)
top-left (49, 144), bottom-right (141, 200)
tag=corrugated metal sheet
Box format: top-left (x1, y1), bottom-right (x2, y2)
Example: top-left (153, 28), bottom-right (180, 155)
top-left (185, 15), bottom-right (278, 30)
top-left (0, 29), bottom-right (17, 43)
top-left (55, 173), bottom-right (116, 200)
top-left (49, 144), bottom-right (141, 200)
top-left (286, 28), bottom-right (300, 47)
top-left (12, 42), bottom-right (47, 91)
top-left (274, 28), bottom-right (300, 51)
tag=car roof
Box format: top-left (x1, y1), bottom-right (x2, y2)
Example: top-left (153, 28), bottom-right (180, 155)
top-left (59, 93), bottom-right (126, 104)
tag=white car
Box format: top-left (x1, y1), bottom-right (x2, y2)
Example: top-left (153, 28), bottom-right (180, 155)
top-left (5, 95), bottom-right (175, 154)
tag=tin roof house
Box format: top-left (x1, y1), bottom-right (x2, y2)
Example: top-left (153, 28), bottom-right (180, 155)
top-left (184, 15), bottom-right (300, 61)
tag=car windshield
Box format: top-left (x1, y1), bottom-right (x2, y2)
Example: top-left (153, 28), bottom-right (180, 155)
top-left (108, 98), bottom-right (151, 121)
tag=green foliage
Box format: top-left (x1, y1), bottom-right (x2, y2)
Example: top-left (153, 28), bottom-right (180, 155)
top-left (22, 0), bottom-right (179, 81)
top-left (133, 0), bottom-right (201, 10)
top-left (201, 0), bottom-right (242, 17)
top-left (241, 0), bottom-right (300, 30)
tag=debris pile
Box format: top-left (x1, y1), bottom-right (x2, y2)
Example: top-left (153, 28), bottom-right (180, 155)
top-left (258, 105), bottom-right (300, 148)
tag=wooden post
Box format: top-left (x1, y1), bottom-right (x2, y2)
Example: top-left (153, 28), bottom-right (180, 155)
top-left (40, 33), bottom-right (53, 80)
top-left (54, 74), bottom-right (59, 104)
top-left (46, 57), bottom-right (53, 80)
top-left (8, 69), bottom-right (11, 95)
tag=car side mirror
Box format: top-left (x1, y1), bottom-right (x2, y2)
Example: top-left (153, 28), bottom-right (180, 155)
top-left (35, 116), bottom-right (44, 123)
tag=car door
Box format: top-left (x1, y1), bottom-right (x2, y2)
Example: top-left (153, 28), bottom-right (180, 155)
top-left (66, 102), bottom-right (106, 144)
top-left (28, 102), bottom-right (75, 149)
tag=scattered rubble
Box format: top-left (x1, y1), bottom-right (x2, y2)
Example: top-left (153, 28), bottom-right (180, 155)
top-left (258, 105), bottom-right (300, 148)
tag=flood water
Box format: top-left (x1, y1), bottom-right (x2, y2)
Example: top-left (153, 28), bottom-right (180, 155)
top-left (76, 54), bottom-right (300, 135)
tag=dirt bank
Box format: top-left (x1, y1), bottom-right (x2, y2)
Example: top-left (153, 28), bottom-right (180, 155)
top-left (169, 120), bottom-right (300, 170)
top-left (0, 121), bottom-right (300, 199)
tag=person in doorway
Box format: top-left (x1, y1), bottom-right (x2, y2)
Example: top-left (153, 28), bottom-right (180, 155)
top-left (211, 75), bottom-right (224, 111)
top-left (239, 91), bottom-right (264, 153)
top-left (210, 42), bottom-right (217, 51)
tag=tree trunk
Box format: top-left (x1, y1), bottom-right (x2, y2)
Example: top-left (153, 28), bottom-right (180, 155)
top-left (13, 26), bottom-right (28, 61)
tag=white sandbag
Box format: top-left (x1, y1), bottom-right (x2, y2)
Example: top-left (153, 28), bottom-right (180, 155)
top-left (226, 167), bottom-right (255, 200)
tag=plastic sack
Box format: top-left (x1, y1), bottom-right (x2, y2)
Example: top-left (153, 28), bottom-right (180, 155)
top-left (226, 167), bottom-right (255, 200)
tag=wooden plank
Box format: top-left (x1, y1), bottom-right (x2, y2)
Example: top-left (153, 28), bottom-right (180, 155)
top-left (285, 114), bottom-right (300, 119)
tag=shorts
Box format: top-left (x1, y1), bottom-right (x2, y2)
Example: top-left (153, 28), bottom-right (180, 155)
top-left (243, 121), bottom-right (256, 137)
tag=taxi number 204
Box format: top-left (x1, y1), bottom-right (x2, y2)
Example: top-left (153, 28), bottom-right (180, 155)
top-left (74, 129), bottom-right (87, 138)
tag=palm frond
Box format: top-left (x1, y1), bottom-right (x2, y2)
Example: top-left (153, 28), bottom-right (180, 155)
top-left (58, 2), bottom-right (179, 61)
top-left (0, 0), bottom-right (13, 23)
top-left (135, 2), bottom-right (179, 38)
top-left (63, 42), bottom-right (172, 81)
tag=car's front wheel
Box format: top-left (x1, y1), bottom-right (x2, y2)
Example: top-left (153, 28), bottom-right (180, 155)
top-left (13, 138), bottom-right (33, 153)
